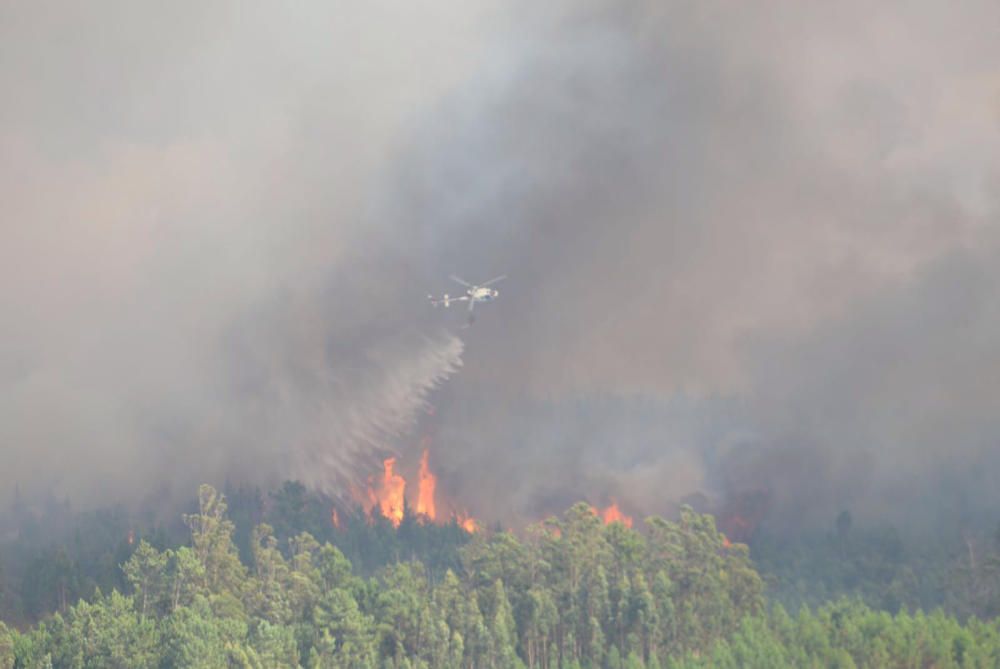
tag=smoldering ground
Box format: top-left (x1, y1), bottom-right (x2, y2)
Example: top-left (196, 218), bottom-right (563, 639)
top-left (2, 1), bottom-right (1000, 531)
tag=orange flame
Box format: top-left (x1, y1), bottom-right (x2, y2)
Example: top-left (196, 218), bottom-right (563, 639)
top-left (601, 501), bottom-right (633, 527)
top-left (456, 512), bottom-right (477, 533)
top-left (357, 448), bottom-right (481, 531)
top-left (721, 534), bottom-right (732, 549)
top-left (331, 508), bottom-right (341, 529)
top-left (590, 501), bottom-right (634, 528)
top-left (370, 457), bottom-right (406, 527)
top-left (416, 449), bottom-right (437, 520)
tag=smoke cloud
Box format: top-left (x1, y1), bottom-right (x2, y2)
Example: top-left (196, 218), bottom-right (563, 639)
top-left (2, 1), bottom-right (1000, 530)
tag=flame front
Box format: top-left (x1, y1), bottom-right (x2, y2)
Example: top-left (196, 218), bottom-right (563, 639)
top-left (356, 448), bottom-right (480, 532)
top-left (601, 501), bottom-right (633, 527)
top-left (416, 449), bottom-right (436, 520)
top-left (590, 501), bottom-right (634, 528)
top-left (374, 457), bottom-right (406, 527)
top-left (456, 512), bottom-right (477, 533)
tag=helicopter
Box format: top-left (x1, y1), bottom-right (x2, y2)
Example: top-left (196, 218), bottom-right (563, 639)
top-left (428, 274), bottom-right (506, 317)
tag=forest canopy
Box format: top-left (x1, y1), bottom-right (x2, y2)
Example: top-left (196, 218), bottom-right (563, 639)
top-left (1, 484), bottom-right (999, 668)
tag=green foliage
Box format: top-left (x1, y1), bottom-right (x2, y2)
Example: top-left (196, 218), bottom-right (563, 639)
top-left (750, 518), bottom-right (954, 615)
top-left (159, 595), bottom-right (250, 668)
top-left (3, 487), bottom-right (1000, 668)
top-left (0, 621), bottom-right (14, 669)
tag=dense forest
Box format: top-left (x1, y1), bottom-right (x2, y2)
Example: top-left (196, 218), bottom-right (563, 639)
top-left (1, 484), bottom-right (1000, 667)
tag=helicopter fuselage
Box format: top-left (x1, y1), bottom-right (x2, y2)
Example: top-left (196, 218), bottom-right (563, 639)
top-left (429, 274), bottom-right (505, 312)
top-left (468, 287), bottom-right (498, 302)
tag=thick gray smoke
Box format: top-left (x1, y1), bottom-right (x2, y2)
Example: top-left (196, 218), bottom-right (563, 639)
top-left (2, 1), bottom-right (1000, 530)
top-left (385, 0), bottom-right (1000, 527)
top-left (0, 0), bottom-right (484, 506)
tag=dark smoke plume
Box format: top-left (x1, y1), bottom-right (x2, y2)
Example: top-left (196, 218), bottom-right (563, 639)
top-left (2, 1), bottom-right (999, 533)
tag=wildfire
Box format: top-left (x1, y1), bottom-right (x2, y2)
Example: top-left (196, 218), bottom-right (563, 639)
top-left (375, 457), bottom-right (406, 527)
top-left (591, 500), bottom-right (633, 528)
top-left (416, 449), bottom-right (437, 520)
top-left (350, 447), bottom-right (478, 532)
top-left (716, 489), bottom-right (770, 543)
top-left (346, 450), bottom-right (647, 537)
top-left (456, 512), bottom-right (477, 533)
top-left (335, 468), bottom-right (766, 543)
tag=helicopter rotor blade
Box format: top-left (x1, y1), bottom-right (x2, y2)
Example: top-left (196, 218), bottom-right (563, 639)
top-left (479, 274), bottom-right (507, 287)
top-left (449, 274), bottom-right (473, 288)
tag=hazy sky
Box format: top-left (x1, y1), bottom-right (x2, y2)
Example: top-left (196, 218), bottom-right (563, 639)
top-left (2, 1), bottom-right (999, 526)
